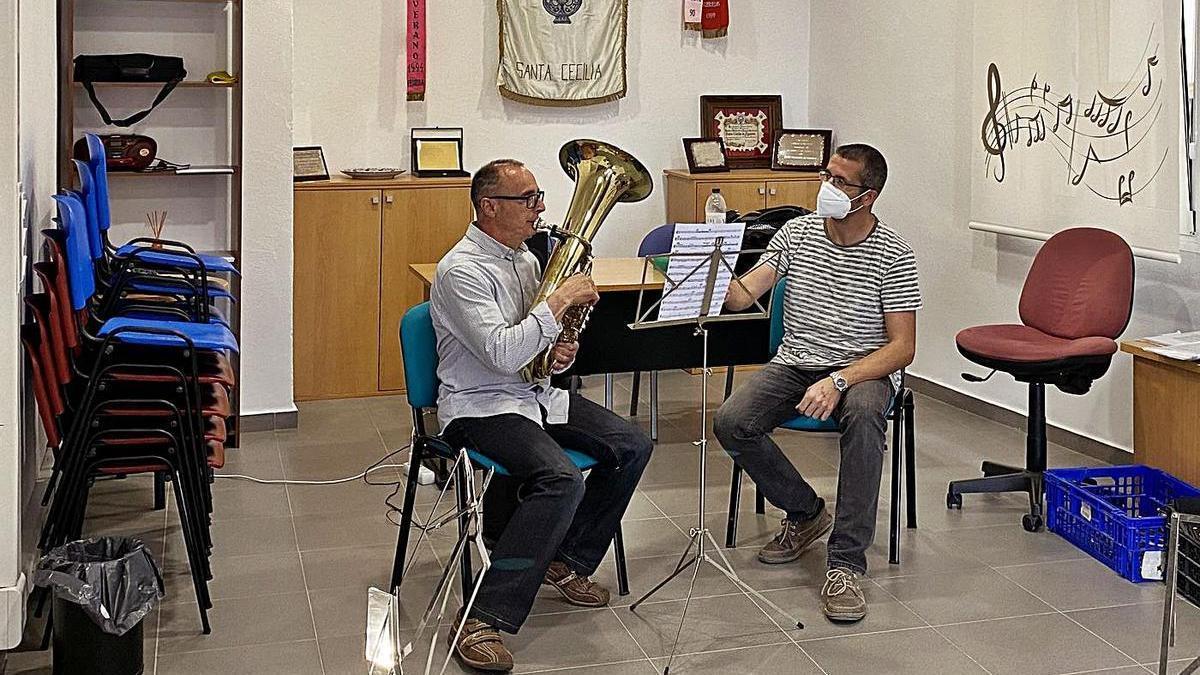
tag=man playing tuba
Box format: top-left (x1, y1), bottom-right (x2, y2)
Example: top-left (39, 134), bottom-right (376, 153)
top-left (430, 158), bottom-right (653, 672)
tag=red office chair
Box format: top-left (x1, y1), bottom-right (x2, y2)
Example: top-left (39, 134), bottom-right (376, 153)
top-left (948, 227), bottom-right (1134, 531)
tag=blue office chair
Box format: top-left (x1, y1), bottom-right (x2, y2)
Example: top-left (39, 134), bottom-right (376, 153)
top-left (724, 278), bottom-right (917, 565)
top-left (626, 225), bottom-right (674, 439)
top-left (389, 302), bottom-right (630, 598)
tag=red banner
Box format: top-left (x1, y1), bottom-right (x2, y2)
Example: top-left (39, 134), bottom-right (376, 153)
top-left (701, 0), bottom-right (728, 38)
top-left (407, 0), bottom-right (426, 101)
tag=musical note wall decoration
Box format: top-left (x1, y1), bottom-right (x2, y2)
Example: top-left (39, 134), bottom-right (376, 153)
top-left (979, 27), bottom-right (1167, 207)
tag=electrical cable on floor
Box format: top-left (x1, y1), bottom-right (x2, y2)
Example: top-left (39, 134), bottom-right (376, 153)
top-left (211, 442), bottom-right (435, 529)
top-left (212, 443), bottom-right (411, 486)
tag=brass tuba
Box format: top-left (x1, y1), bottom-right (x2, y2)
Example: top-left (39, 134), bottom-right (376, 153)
top-left (521, 139), bottom-right (653, 382)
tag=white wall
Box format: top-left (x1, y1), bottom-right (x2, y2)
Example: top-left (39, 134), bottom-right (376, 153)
top-left (239, 0), bottom-right (295, 416)
top-left (809, 0), bottom-right (1200, 451)
top-left (2, 0), bottom-right (59, 649)
top-left (0, 0), bottom-right (22, 649)
top-left (293, 1), bottom-right (812, 257)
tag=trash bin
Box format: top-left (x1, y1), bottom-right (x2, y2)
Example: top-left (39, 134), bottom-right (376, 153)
top-left (34, 537), bottom-right (164, 675)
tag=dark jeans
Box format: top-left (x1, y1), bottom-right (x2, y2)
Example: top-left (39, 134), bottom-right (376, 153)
top-left (713, 363), bottom-right (892, 574)
top-left (442, 393), bottom-right (652, 633)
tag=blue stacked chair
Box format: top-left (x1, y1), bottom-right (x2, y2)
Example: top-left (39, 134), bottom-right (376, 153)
top-left (30, 165), bottom-right (239, 633)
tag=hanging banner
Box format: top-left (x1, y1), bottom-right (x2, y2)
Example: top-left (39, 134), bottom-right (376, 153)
top-left (407, 0), bottom-right (426, 101)
top-left (497, 0), bottom-right (628, 106)
top-left (701, 0), bottom-right (728, 38)
top-left (683, 0), bottom-right (702, 31)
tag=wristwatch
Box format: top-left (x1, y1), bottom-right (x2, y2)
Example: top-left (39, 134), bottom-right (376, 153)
top-left (830, 371), bottom-right (849, 392)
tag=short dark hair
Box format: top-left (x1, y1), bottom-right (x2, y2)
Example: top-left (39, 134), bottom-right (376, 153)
top-left (835, 143), bottom-right (887, 192)
top-left (471, 159), bottom-right (525, 209)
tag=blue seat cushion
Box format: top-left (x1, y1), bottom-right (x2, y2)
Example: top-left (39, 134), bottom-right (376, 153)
top-left (117, 245), bottom-right (240, 275)
top-left (128, 279), bottom-right (236, 301)
top-left (778, 415), bottom-right (840, 432)
top-left (120, 309), bottom-right (230, 328)
top-left (466, 448), bottom-right (597, 477)
top-left (99, 316), bottom-right (239, 353)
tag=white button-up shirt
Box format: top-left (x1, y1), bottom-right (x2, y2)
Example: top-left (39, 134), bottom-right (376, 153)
top-left (429, 223), bottom-right (570, 429)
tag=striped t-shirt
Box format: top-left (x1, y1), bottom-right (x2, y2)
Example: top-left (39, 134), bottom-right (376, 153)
top-left (765, 214), bottom-right (921, 389)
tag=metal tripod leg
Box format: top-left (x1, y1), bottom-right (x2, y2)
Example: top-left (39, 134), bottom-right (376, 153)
top-left (392, 451), bottom-right (494, 675)
top-left (629, 529), bottom-right (701, 610)
top-left (699, 528), bottom-right (802, 629)
top-left (630, 527), bottom-right (801, 631)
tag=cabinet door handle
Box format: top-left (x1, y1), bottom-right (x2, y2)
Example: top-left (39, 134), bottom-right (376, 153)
top-left (758, 187), bottom-right (766, 196)
top-left (769, 188), bottom-right (778, 196)
top-left (385, 195), bottom-right (394, 204)
top-left (370, 196), bottom-right (380, 205)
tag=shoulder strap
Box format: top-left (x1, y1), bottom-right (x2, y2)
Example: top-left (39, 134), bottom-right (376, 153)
top-left (81, 77), bottom-right (182, 127)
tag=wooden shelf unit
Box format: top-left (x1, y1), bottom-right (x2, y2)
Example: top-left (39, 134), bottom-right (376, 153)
top-left (71, 80), bottom-right (238, 88)
top-left (106, 165), bottom-right (238, 178)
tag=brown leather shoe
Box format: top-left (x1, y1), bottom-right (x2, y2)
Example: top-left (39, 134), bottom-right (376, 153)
top-left (448, 609), bottom-right (513, 672)
top-left (757, 507), bottom-right (833, 564)
top-left (821, 567), bottom-right (867, 622)
top-left (542, 560), bottom-right (611, 607)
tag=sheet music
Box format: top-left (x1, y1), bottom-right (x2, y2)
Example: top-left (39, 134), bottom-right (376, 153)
top-left (1143, 329), bottom-right (1200, 361)
top-left (658, 222), bottom-right (746, 321)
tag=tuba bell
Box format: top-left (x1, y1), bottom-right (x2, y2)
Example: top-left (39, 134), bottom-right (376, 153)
top-left (521, 139), bottom-right (653, 382)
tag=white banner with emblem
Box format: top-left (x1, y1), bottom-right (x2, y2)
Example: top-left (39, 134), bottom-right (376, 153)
top-left (497, 0), bottom-right (628, 106)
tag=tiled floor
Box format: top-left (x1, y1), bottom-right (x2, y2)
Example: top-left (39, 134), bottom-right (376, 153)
top-left (4, 371), bottom-right (1194, 674)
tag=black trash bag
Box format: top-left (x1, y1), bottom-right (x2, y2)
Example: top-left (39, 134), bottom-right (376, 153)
top-left (34, 537), bottom-right (164, 636)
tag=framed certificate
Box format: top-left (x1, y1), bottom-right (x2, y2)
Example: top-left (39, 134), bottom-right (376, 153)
top-left (410, 127), bottom-right (470, 177)
top-left (699, 95), bottom-right (782, 169)
top-left (683, 137), bottom-right (729, 173)
top-left (771, 129), bottom-right (833, 171)
top-left (293, 146), bottom-right (329, 182)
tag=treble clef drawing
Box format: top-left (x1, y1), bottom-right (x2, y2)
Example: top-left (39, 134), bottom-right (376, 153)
top-left (981, 62), bottom-right (1009, 182)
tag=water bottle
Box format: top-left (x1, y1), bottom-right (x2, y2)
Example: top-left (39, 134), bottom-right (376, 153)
top-left (704, 188), bottom-right (727, 225)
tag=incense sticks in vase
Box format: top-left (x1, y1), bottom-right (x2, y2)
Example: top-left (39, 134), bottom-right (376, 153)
top-left (146, 210), bottom-right (167, 248)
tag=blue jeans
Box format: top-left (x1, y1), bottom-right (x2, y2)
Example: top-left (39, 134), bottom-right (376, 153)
top-left (443, 393), bottom-right (652, 633)
top-left (713, 363), bottom-right (892, 574)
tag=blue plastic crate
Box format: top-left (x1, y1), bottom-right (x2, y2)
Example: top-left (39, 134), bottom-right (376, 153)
top-left (1045, 465), bottom-right (1200, 582)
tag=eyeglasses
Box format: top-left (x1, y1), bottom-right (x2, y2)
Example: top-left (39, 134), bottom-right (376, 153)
top-left (485, 190), bottom-right (545, 209)
top-left (819, 170), bottom-right (870, 192)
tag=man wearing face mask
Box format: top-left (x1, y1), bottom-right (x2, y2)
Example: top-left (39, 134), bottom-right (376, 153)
top-left (714, 143), bottom-right (920, 623)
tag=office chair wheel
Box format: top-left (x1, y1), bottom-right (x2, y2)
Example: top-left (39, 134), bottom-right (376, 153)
top-left (1022, 513), bottom-right (1044, 532)
top-left (946, 492), bottom-right (962, 510)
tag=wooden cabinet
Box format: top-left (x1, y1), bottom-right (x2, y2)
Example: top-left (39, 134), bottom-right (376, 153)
top-left (378, 187), bottom-right (473, 391)
top-left (1121, 339), bottom-right (1200, 486)
top-left (664, 168), bottom-right (821, 223)
top-left (293, 189), bottom-right (382, 400)
top-left (293, 177), bottom-right (472, 400)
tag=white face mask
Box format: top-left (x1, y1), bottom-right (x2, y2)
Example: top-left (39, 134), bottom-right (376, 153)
top-left (815, 181), bottom-right (871, 220)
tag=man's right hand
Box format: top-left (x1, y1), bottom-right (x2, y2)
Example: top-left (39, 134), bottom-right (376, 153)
top-left (548, 273), bottom-right (600, 317)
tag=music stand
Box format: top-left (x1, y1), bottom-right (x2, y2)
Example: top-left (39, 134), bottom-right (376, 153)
top-left (628, 238), bottom-right (804, 674)
top-left (369, 448), bottom-right (495, 675)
